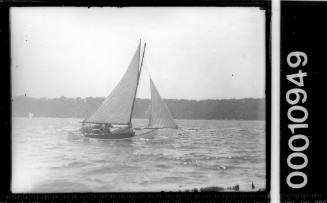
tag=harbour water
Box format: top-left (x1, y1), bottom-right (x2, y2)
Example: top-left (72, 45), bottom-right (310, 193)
top-left (12, 117), bottom-right (266, 193)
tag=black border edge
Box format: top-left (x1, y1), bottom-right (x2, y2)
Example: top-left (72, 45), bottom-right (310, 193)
top-left (265, 1), bottom-right (271, 196)
top-left (280, 1), bottom-right (327, 202)
top-left (0, 3), bottom-right (11, 197)
top-left (1, 1), bottom-right (271, 202)
top-left (3, 0), bottom-right (269, 7)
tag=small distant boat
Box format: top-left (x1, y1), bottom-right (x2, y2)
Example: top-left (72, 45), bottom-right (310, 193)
top-left (81, 40), bottom-right (177, 139)
top-left (28, 112), bottom-right (33, 119)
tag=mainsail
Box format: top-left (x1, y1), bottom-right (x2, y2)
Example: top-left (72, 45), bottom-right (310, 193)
top-left (148, 78), bottom-right (178, 129)
top-left (84, 42), bottom-right (141, 125)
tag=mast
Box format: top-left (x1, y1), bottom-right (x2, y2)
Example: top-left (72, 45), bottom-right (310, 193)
top-left (128, 41), bottom-right (147, 125)
top-left (139, 43), bottom-right (146, 72)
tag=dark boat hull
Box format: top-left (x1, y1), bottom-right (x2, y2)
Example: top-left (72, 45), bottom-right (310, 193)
top-left (82, 131), bottom-right (135, 139)
top-left (81, 126), bottom-right (136, 140)
top-left (81, 128), bottom-right (158, 140)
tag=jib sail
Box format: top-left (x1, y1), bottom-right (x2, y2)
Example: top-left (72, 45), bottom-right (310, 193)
top-left (148, 78), bottom-right (178, 129)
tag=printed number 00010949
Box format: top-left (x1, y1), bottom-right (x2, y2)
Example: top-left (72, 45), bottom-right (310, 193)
top-left (285, 51), bottom-right (309, 189)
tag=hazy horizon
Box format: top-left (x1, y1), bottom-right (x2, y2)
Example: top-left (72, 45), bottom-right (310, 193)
top-left (12, 95), bottom-right (265, 120)
top-left (11, 7), bottom-right (266, 100)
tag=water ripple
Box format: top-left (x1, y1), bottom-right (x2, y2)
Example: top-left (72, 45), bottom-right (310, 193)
top-left (12, 117), bottom-right (266, 192)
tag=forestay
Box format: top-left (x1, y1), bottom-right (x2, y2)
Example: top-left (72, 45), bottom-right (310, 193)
top-left (84, 42), bottom-right (141, 125)
top-left (148, 78), bottom-right (178, 129)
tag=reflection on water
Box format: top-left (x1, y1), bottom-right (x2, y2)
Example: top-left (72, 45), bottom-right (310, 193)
top-left (12, 117), bottom-right (266, 192)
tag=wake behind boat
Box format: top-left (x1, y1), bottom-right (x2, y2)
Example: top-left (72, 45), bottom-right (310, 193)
top-left (81, 40), bottom-right (177, 139)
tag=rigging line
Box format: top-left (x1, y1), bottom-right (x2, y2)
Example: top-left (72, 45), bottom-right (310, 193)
top-left (142, 53), bottom-right (152, 80)
top-left (129, 41), bottom-right (146, 124)
top-left (137, 41), bottom-right (150, 79)
top-left (139, 42), bottom-right (147, 72)
top-left (138, 38), bottom-right (142, 71)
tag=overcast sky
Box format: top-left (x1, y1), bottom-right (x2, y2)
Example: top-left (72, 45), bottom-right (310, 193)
top-left (11, 7), bottom-right (266, 100)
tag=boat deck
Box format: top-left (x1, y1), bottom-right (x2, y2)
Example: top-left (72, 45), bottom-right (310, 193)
top-left (82, 128), bottom-right (157, 140)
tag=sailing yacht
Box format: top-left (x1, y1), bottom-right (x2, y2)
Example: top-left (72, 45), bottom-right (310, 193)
top-left (81, 40), bottom-right (177, 139)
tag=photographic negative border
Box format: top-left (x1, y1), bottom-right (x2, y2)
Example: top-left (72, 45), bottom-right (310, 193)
top-left (0, 0), bottom-right (271, 202)
top-left (280, 1), bottom-right (327, 202)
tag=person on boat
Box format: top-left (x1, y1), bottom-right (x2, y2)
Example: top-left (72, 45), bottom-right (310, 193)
top-left (104, 123), bottom-right (112, 135)
top-left (92, 124), bottom-right (102, 130)
top-left (81, 123), bottom-right (95, 133)
top-left (87, 124), bottom-right (104, 135)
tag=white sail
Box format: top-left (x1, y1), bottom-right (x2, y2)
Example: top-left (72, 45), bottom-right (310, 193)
top-left (84, 42), bottom-right (141, 125)
top-left (148, 78), bottom-right (178, 129)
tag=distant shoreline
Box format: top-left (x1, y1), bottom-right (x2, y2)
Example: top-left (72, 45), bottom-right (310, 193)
top-left (12, 96), bottom-right (265, 121)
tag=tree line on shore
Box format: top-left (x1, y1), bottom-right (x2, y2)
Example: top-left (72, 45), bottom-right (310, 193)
top-left (12, 96), bottom-right (265, 120)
